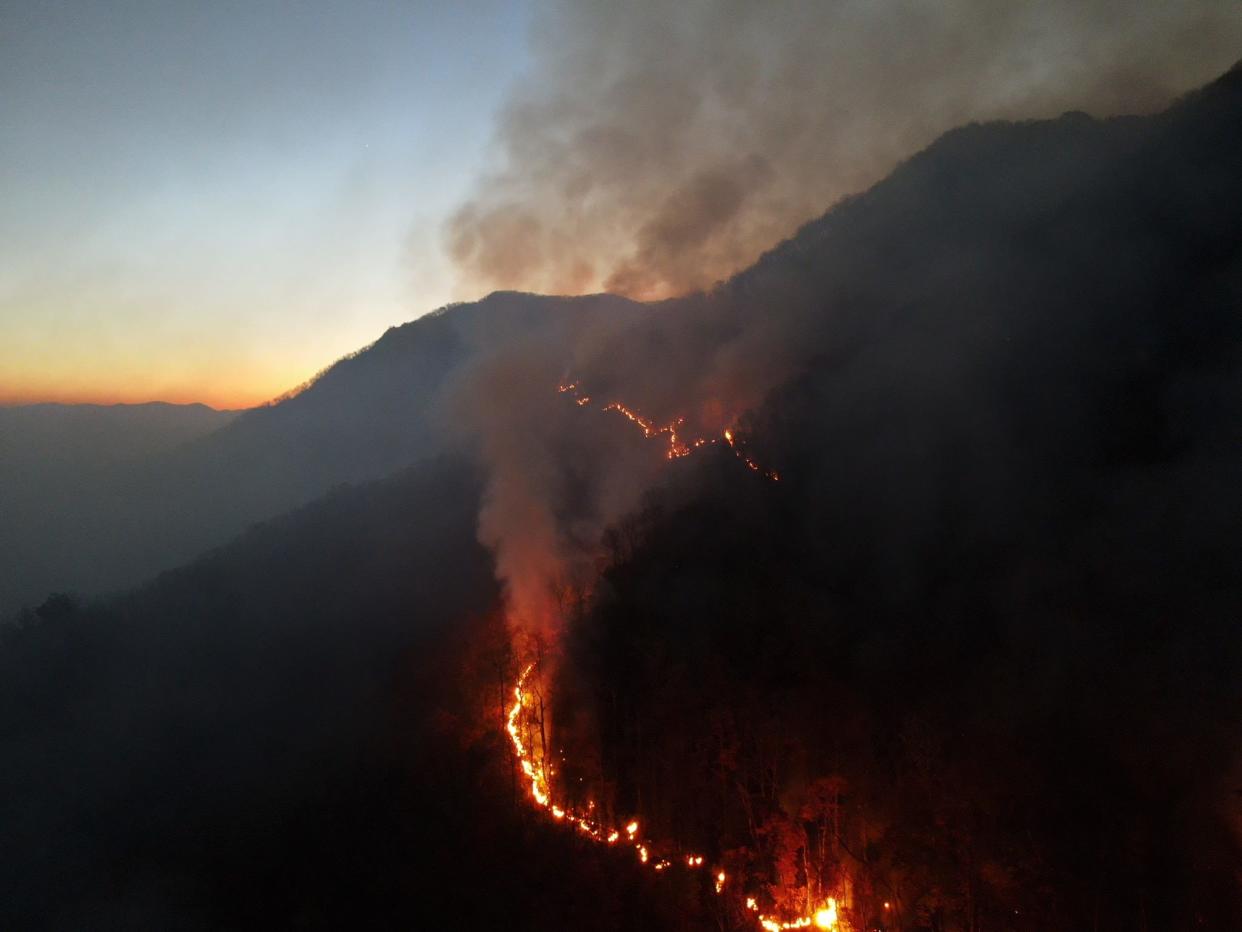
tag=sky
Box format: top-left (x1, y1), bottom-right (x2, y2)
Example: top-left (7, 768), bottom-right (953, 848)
top-left (1, 0), bottom-right (531, 408)
top-left (3, 0), bottom-right (1239, 409)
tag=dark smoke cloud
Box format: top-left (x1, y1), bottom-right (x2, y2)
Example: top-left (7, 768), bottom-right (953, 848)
top-left (447, 0), bottom-right (1242, 299)
top-left (439, 293), bottom-right (667, 639)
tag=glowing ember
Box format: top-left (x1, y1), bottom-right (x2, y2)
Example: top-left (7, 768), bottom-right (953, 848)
top-left (505, 665), bottom-right (551, 807)
top-left (558, 380), bottom-right (779, 480)
top-left (505, 662), bottom-right (845, 931)
top-left (815, 902), bottom-right (839, 928)
top-left (722, 424), bottom-right (780, 481)
top-left (756, 901), bottom-right (838, 931)
top-left (500, 384), bottom-right (835, 928)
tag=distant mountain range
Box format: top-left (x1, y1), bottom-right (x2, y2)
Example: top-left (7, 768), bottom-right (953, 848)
top-left (3, 62), bottom-right (1239, 619)
top-left (0, 294), bottom-right (637, 613)
top-left (0, 402), bottom-right (236, 469)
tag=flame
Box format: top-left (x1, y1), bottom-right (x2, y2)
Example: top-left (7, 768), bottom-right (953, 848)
top-left (559, 380), bottom-right (779, 480)
top-left (507, 664), bottom-right (662, 856)
top-left (505, 665), bottom-right (551, 807)
top-left (754, 900), bottom-right (838, 931)
top-left (722, 424), bottom-right (780, 481)
top-left (816, 903), bottom-right (839, 928)
top-left (505, 662), bottom-right (843, 931)
top-left (600, 401), bottom-right (694, 460)
top-left (495, 383), bottom-right (839, 929)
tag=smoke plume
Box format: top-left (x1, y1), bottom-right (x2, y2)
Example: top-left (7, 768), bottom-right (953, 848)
top-left (447, 0), bottom-right (1242, 300)
top-left (444, 3), bottom-right (1242, 657)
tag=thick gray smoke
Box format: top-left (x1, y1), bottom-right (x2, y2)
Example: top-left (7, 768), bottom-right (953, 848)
top-left (447, 0), bottom-right (1242, 300)
top-left (440, 293), bottom-right (673, 640)
top-left (445, 2), bottom-right (1242, 649)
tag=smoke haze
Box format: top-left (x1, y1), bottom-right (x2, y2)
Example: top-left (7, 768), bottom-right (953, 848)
top-left (3, 46), bottom-right (1241, 928)
top-left (448, 0), bottom-right (1242, 299)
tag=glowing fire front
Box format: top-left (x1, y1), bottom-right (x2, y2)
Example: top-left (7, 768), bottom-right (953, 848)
top-left (505, 663), bottom-right (841, 930)
top-left (557, 382), bottom-right (780, 481)
top-left (495, 382), bottom-right (833, 927)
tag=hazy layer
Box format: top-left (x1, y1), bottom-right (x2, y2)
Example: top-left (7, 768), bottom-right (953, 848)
top-left (449, 0), bottom-right (1242, 299)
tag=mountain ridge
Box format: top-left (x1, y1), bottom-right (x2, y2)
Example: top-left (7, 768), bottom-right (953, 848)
top-left (4, 62), bottom-right (1239, 616)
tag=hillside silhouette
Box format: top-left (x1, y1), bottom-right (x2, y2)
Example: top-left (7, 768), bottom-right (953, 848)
top-left (3, 63), bottom-right (1240, 930)
top-left (1, 402), bottom-right (235, 608)
top-left (0, 293), bottom-right (638, 614)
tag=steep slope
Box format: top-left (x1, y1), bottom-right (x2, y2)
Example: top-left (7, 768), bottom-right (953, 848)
top-left (549, 62), bottom-right (1242, 930)
top-left (1, 456), bottom-right (492, 928)
top-left (0, 455), bottom-right (692, 931)
top-left (1, 291), bottom-right (639, 614)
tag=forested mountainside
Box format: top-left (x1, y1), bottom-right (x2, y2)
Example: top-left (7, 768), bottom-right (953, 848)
top-left (4, 63), bottom-right (1240, 932)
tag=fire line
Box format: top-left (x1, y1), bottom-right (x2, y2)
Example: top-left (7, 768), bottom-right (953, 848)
top-left (505, 663), bottom-right (840, 930)
top-left (493, 382), bottom-right (835, 928)
top-left (557, 381), bottom-right (780, 481)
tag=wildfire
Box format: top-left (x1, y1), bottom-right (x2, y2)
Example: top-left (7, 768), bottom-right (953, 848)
top-left (505, 662), bottom-right (841, 930)
top-left (755, 900), bottom-right (839, 931)
top-left (494, 384), bottom-right (835, 928)
top-left (505, 664), bottom-right (550, 808)
top-left (723, 426), bottom-right (781, 481)
top-left (559, 380), bottom-right (779, 481)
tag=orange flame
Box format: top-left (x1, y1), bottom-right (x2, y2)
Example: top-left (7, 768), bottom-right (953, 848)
top-left (492, 383), bottom-right (835, 928)
top-left (559, 380), bottom-right (779, 480)
top-left (505, 662), bottom-right (841, 930)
